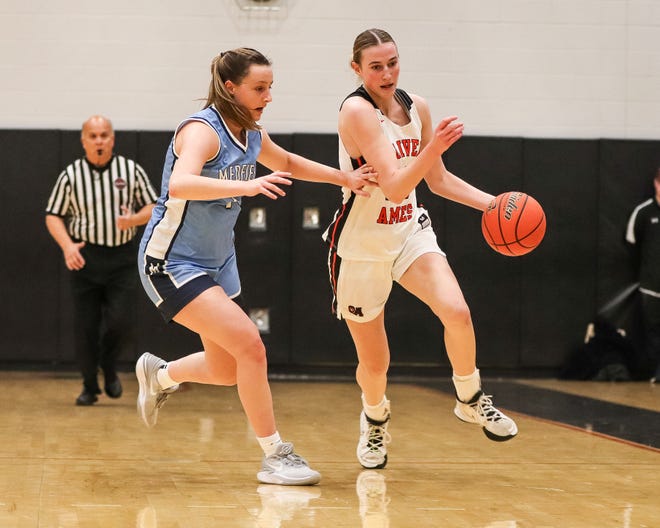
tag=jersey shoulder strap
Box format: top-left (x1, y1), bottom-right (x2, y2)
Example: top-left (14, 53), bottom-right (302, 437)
top-left (394, 88), bottom-right (413, 111)
top-left (340, 85), bottom-right (413, 112)
top-left (340, 85), bottom-right (376, 109)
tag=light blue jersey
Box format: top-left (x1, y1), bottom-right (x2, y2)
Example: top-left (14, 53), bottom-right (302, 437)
top-left (138, 106), bottom-right (262, 319)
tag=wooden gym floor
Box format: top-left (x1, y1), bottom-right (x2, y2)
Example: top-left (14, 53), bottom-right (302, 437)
top-left (0, 371), bottom-right (658, 527)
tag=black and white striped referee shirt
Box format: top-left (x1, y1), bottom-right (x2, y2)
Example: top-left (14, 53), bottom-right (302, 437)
top-left (45, 155), bottom-right (158, 247)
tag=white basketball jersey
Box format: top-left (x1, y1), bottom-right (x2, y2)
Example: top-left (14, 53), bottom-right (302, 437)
top-left (324, 87), bottom-right (424, 261)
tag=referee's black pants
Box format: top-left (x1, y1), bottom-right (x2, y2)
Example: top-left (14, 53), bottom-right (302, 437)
top-left (70, 241), bottom-right (138, 393)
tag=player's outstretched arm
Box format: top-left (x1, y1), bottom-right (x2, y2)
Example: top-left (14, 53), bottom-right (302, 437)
top-left (166, 121), bottom-right (287, 200)
top-left (257, 129), bottom-right (376, 197)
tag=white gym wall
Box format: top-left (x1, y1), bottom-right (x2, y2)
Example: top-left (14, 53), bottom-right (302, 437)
top-left (0, 0), bottom-right (658, 138)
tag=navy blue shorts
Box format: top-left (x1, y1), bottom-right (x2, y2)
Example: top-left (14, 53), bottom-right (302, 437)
top-left (138, 250), bottom-right (240, 322)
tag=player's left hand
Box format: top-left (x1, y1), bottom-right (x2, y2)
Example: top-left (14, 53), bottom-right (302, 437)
top-left (345, 164), bottom-right (378, 197)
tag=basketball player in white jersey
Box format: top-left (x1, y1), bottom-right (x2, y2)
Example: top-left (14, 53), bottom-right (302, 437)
top-left (135, 48), bottom-right (375, 485)
top-left (323, 29), bottom-right (518, 470)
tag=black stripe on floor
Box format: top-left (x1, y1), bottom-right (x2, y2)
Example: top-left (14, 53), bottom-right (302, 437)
top-left (416, 379), bottom-right (660, 450)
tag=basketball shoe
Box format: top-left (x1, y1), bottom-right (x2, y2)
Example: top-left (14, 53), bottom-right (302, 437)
top-left (357, 411), bottom-right (391, 469)
top-left (135, 352), bottom-right (179, 428)
top-left (257, 442), bottom-right (321, 486)
top-left (454, 390), bottom-right (517, 441)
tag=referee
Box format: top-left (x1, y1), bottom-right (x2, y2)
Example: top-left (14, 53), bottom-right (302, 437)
top-left (45, 115), bottom-right (158, 405)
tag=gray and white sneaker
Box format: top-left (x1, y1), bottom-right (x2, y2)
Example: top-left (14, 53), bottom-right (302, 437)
top-left (357, 411), bottom-right (391, 469)
top-left (257, 442), bottom-right (321, 486)
top-left (454, 390), bottom-right (518, 441)
top-left (135, 352), bottom-right (179, 428)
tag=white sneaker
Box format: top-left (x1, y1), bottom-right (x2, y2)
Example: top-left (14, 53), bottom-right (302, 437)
top-left (135, 352), bottom-right (179, 428)
top-left (257, 442), bottom-right (321, 486)
top-left (454, 390), bottom-right (518, 441)
top-left (357, 411), bottom-right (391, 469)
top-left (356, 470), bottom-right (390, 521)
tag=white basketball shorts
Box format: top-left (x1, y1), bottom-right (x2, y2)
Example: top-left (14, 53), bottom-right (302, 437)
top-left (331, 216), bottom-right (445, 322)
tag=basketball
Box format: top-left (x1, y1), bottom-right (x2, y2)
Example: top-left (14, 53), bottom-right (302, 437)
top-left (481, 192), bottom-right (546, 256)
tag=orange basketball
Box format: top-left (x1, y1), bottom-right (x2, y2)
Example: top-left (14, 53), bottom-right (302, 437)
top-left (481, 192), bottom-right (546, 256)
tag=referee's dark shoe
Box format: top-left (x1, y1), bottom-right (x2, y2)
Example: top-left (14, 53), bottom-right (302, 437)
top-left (75, 389), bottom-right (99, 406)
top-left (104, 377), bottom-right (123, 399)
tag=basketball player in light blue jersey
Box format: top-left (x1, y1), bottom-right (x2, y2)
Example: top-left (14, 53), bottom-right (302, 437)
top-left (135, 48), bottom-right (375, 486)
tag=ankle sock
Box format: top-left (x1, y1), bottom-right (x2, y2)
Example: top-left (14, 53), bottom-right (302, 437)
top-left (257, 431), bottom-right (282, 457)
top-left (452, 369), bottom-right (481, 402)
top-left (156, 365), bottom-right (178, 390)
top-left (362, 394), bottom-right (390, 422)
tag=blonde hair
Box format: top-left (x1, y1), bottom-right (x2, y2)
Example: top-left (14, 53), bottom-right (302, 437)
top-left (351, 28), bottom-right (397, 66)
top-left (205, 48), bottom-right (271, 130)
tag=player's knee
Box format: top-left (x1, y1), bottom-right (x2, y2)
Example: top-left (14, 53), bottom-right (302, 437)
top-left (359, 357), bottom-right (390, 377)
top-left (437, 301), bottom-right (472, 329)
top-left (236, 333), bottom-right (268, 367)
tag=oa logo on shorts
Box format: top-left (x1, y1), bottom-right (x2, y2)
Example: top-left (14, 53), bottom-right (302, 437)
top-left (348, 306), bottom-right (364, 317)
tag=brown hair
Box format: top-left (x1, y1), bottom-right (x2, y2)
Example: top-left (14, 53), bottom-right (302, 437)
top-left (205, 47), bottom-right (271, 130)
top-left (351, 28), bottom-right (397, 66)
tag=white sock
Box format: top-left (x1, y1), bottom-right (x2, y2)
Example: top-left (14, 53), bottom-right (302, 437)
top-left (257, 431), bottom-right (282, 457)
top-left (453, 369), bottom-right (481, 403)
top-left (361, 394), bottom-right (390, 422)
top-left (156, 365), bottom-right (178, 390)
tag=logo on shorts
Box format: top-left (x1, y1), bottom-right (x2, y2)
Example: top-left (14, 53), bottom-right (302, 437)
top-left (417, 213), bottom-right (430, 229)
top-left (145, 259), bottom-right (165, 275)
top-left (348, 305), bottom-right (364, 317)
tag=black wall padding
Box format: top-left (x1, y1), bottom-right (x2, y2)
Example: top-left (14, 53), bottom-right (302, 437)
top-left (442, 137), bottom-right (525, 369)
top-left (520, 139), bottom-right (600, 368)
top-left (235, 134), bottom-right (294, 364)
top-left (1, 129), bottom-right (658, 375)
top-left (1, 130), bottom-right (62, 362)
top-left (288, 133), bottom-right (356, 365)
